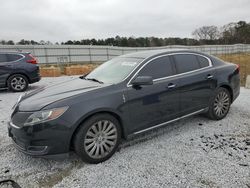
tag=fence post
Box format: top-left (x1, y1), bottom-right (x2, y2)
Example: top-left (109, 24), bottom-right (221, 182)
top-left (68, 47), bottom-right (72, 64)
top-left (44, 47), bottom-right (49, 64)
top-left (33, 45), bottom-right (35, 56)
top-left (89, 47), bottom-right (92, 63)
top-left (106, 47), bottom-right (109, 60)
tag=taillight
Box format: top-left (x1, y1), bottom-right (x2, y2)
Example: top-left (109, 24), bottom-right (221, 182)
top-left (26, 54), bottom-right (38, 64)
top-left (236, 64), bottom-right (240, 71)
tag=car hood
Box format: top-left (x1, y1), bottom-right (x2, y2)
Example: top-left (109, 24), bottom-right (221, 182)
top-left (17, 78), bottom-right (109, 111)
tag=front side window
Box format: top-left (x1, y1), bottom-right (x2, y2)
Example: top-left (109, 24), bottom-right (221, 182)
top-left (138, 56), bottom-right (174, 79)
top-left (174, 54), bottom-right (200, 74)
top-left (85, 57), bottom-right (142, 84)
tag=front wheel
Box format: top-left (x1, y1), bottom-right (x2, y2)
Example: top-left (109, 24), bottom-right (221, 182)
top-left (73, 113), bottom-right (121, 164)
top-left (207, 87), bottom-right (231, 120)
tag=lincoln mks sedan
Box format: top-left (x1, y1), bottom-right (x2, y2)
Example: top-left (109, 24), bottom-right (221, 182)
top-left (8, 49), bottom-right (240, 163)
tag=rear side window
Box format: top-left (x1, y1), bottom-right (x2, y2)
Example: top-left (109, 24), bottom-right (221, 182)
top-left (0, 54), bottom-right (8, 63)
top-left (7, 54), bottom-right (22, 62)
top-left (138, 56), bottom-right (174, 79)
top-left (196, 55), bottom-right (210, 68)
top-left (174, 54), bottom-right (200, 74)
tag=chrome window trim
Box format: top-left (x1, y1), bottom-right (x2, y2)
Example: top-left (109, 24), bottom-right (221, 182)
top-left (127, 52), bottom-right (212, 87)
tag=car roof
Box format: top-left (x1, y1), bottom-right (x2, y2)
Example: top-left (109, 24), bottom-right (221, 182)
top-left (120, 48), bottom-right (203, 59)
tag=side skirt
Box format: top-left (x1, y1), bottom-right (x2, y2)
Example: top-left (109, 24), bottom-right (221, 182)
top-left (130, 108), bottom-right (208, 136)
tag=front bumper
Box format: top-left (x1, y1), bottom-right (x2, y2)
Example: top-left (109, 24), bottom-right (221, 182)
top-left (8, 121), bottom-right (71, 158)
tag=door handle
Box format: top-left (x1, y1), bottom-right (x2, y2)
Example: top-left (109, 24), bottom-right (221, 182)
top-left (167, 83), bottom-right (176, 89)
top-left (206, 74), bottom-right (213, 79)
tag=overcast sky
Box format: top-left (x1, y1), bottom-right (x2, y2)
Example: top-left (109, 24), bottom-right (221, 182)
top-left (0, 0), bottom-right (249, 42)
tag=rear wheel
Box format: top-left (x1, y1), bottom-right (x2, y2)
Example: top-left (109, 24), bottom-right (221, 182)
top-left (73, 113), bottom-right (121, 164)
top-left (207, 87), bottom-right (231, 120)
top-left (7, 74), bottom-right (28, 92)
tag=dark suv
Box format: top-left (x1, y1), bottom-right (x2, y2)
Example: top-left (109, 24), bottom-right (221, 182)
top-left (0, 52), bottom-right (40, 92)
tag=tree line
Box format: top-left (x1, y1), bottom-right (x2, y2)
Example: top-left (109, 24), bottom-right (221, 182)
top-left (1, 21), bottom-right (249, 46)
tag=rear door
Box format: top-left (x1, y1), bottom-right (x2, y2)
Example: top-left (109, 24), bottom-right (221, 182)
top-left (172, 53), bottom-right (216, 115)
top-left (126, 55), bottom-right (180, 134)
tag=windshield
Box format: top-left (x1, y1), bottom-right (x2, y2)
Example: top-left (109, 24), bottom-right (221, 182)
top-left (85, 57), bottom-right (142, 84)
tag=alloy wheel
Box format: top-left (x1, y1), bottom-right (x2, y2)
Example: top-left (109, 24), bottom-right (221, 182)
top-left (11, 77), bottom-right (26, 91)
top-left (213, 91), bottom-right (230, 117)
top-left (84, 120), bottom-right (118, 159)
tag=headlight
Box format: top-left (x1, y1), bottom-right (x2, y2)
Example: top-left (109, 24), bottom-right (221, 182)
top-left (24, 107), bottom-right (68, 126)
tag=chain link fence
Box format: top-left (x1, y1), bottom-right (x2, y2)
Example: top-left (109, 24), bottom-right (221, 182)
top-left (0, 44), bottom-right (249, 64)
top-left (0, 44), bottom-right (249, 85)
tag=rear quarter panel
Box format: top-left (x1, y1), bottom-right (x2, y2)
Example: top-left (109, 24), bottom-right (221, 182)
top-left (14, 60), bottom-right (40, 82)
top-left (214, 62), bottom-right (240, 102)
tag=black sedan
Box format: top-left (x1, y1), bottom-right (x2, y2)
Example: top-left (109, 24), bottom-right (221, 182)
top-left (8, 49), bottom-right (240, 163)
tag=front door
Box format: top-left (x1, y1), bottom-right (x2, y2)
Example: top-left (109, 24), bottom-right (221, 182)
top-left (126, 55), bottom-right (180, 134)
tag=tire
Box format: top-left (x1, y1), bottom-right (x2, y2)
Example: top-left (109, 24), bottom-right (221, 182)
top-left (207, 87), bottom-right (231, 120)
top-left (73, 113), bottom-right (121, 164)
top-left (7, 74), bottom-right (28, 92)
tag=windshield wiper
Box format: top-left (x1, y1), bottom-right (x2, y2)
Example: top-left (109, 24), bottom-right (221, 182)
top-left (83, 77), bottom-right (104, 84)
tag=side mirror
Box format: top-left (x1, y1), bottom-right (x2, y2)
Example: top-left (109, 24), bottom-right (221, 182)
top-left (131, 76), bottom-right (153, 86)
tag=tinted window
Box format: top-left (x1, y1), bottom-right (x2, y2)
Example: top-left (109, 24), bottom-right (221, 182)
top-left (0, 54), bottom-right (8, 63)
top-left (138, 56), bottom-right (173, 79)
top-left (174, 54), bottom-right (200, 74)
top-left (7, 54), bottom-right (22, 62)
top-left (196, 55), bottom-right (210, 68)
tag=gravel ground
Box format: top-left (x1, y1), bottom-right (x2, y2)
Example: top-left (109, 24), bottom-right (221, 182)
top-left (0, 76), bottom-right (249, 188)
